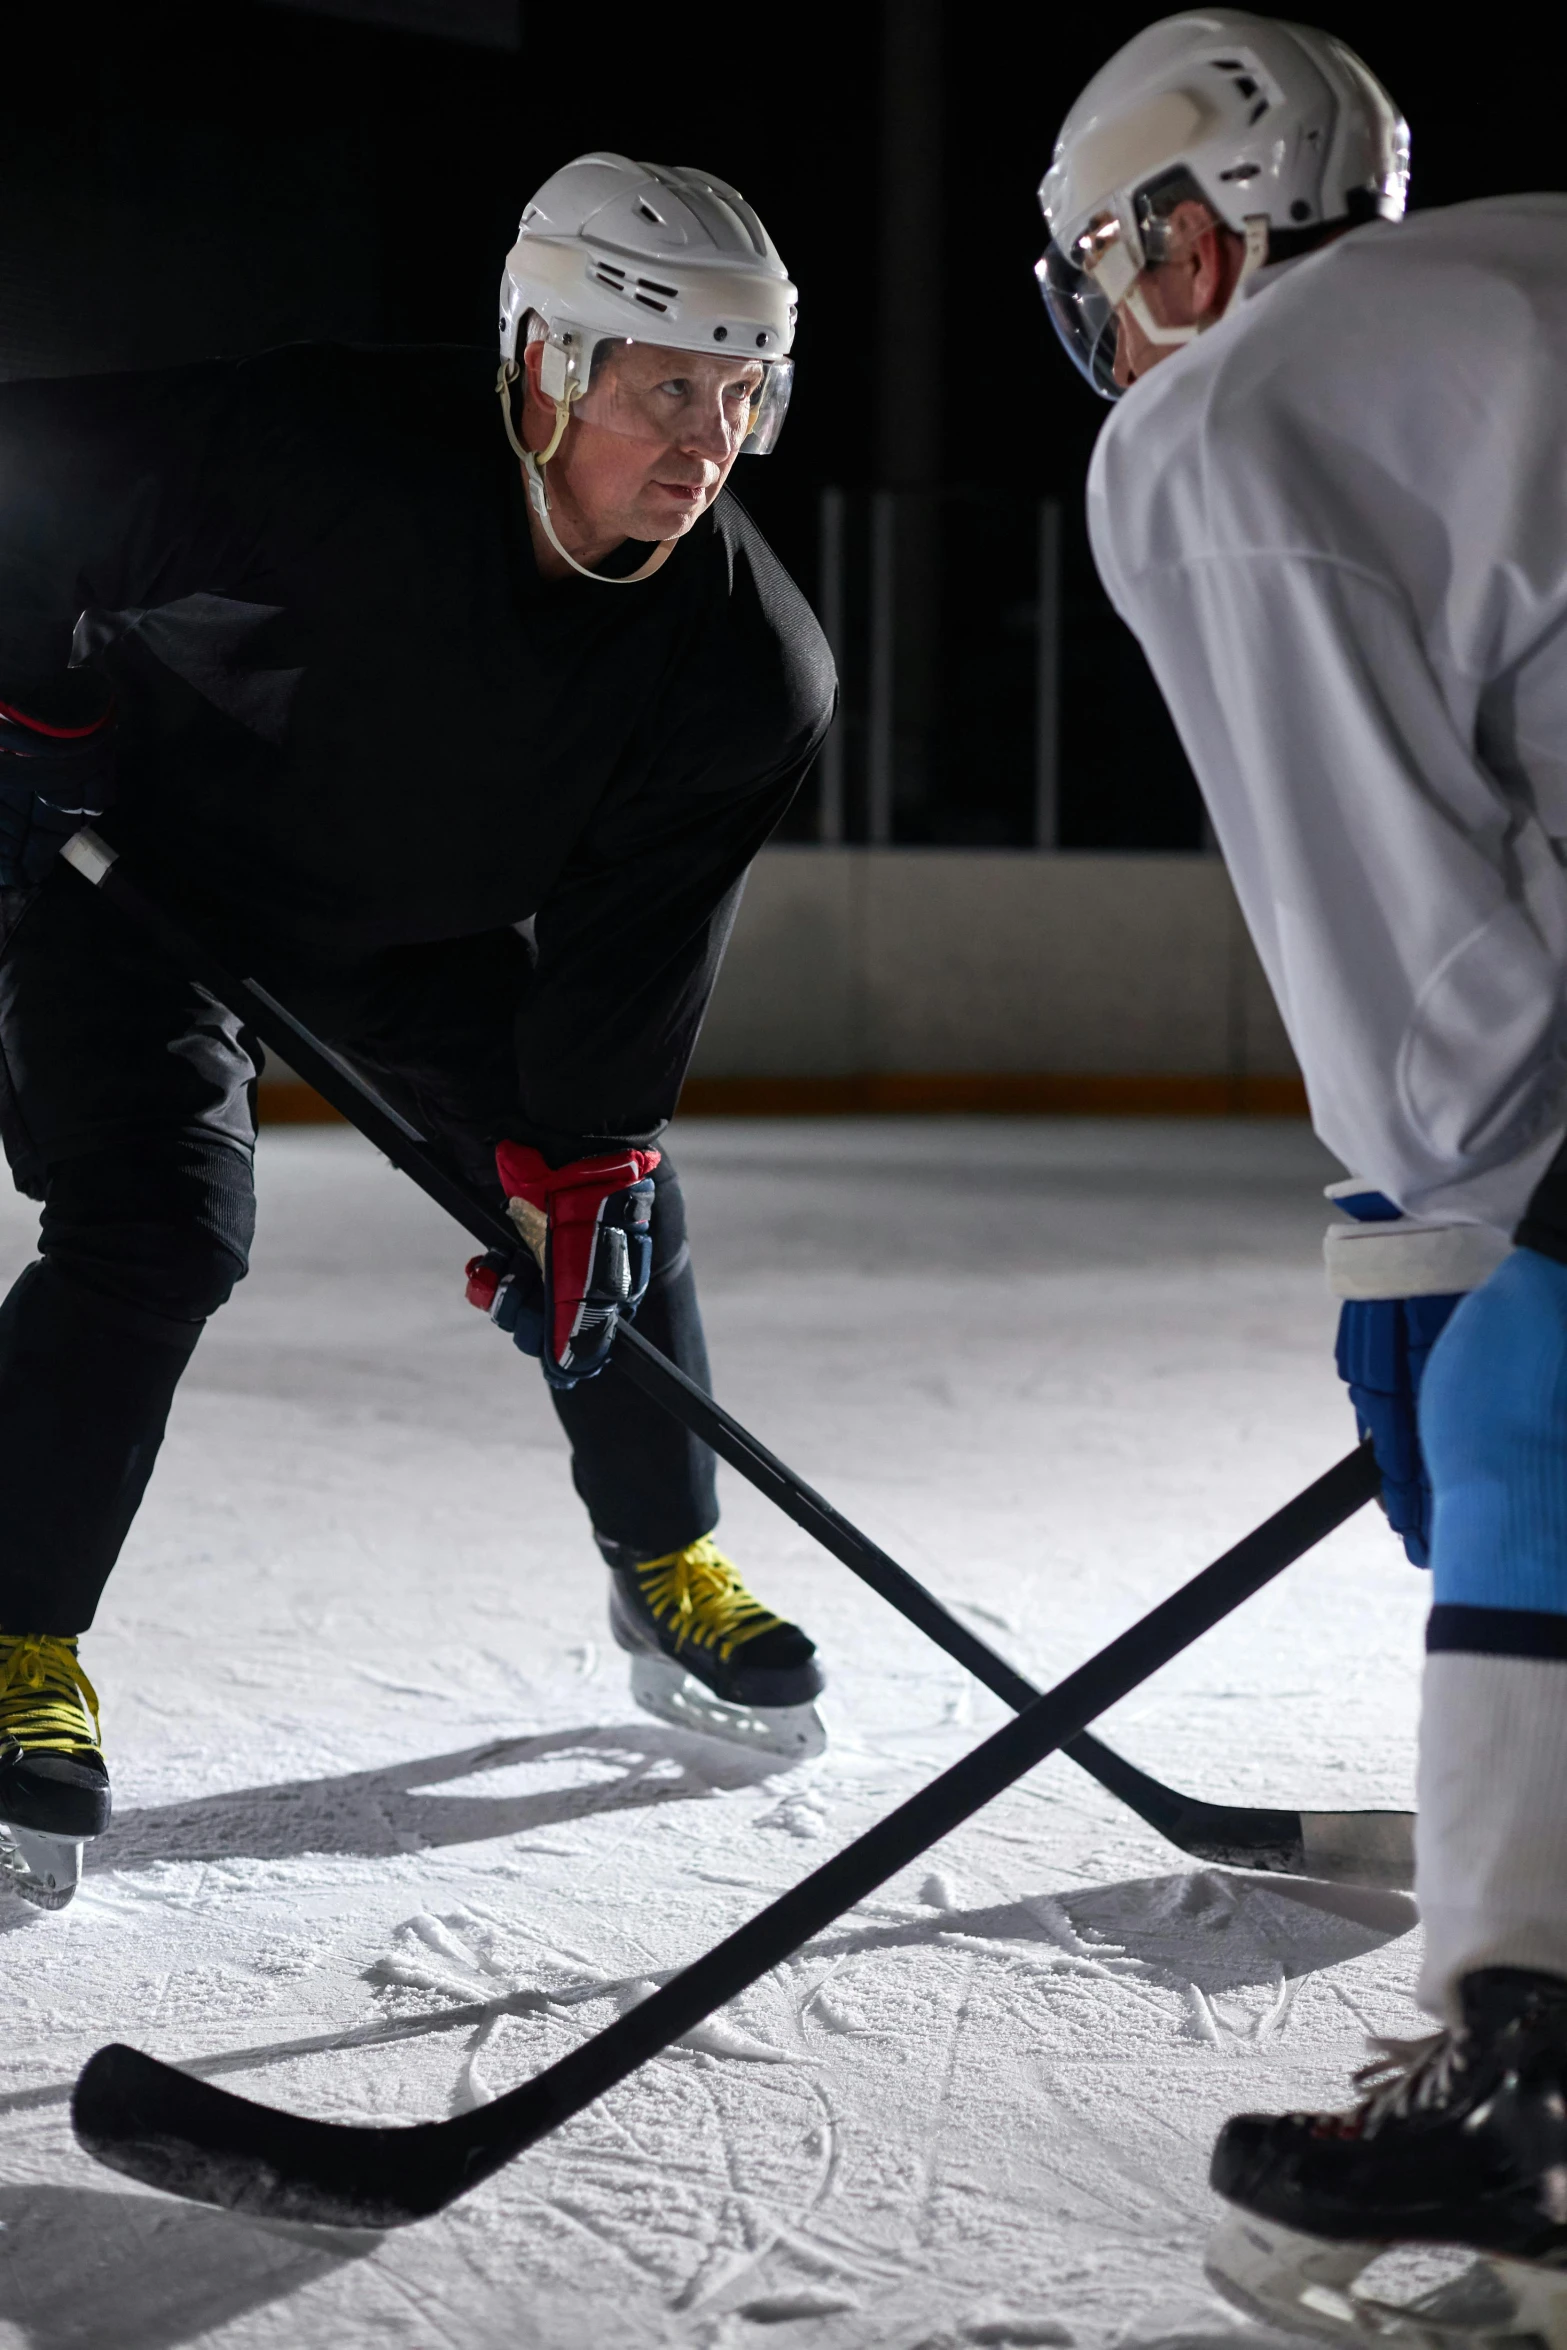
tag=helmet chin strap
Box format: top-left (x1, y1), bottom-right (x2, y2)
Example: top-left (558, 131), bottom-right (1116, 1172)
top-left (495, 362), bottom-right (678, 586)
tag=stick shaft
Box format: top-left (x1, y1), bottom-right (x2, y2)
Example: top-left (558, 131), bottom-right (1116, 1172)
top-left (612, 1323), bottom-right (1044, 1707)
top-left (61, 828), bottom-right (1052, 1729)
top-left (61, 831), bottom-right (1376, 1865)
top-left (60, 834), bottom-right (518, 1260)
top-left (453, 1442), bottom-right (1371, 2177)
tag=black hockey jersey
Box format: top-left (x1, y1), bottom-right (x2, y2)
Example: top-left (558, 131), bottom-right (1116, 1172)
top-left (0, 344), bottom-right (834, 1158)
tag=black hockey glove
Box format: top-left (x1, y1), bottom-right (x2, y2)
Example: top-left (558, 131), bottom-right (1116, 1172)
top-left (0, 675), bottom-right (117, 890)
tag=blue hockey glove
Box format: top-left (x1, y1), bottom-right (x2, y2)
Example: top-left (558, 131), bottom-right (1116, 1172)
top-left (1325, 1181), bottom-right (1508, 1567)
top-left (0, 675), bottom-right (117, 889)
top-left (464, 1248), bottom-right (546, 1358)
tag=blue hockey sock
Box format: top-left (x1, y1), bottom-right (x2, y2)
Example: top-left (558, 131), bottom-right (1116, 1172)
top-left (1414, 1247), bottom-right (1567, 2015)
top-left (1420, 1247), bottom-right (1567, 1619)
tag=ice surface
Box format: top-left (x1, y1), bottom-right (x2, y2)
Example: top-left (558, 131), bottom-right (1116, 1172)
top-left (0, 1117), bottom-right (1426, 2347)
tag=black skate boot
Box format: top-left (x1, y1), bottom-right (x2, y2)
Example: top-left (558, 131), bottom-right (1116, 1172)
top-left (0, 1634), bottom-right (111, 1909)
top-left (1207, 1966), bottom-right (1567, 2344)
top-left (600, 1533), bottom-right (826, 1760)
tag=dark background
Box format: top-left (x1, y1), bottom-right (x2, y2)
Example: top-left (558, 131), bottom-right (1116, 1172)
top-left (0, 2), bottom-right (1546, 846)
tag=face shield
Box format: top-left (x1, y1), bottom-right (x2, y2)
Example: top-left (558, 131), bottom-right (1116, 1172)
top-left (1036, 205), bottom-right (1147, 401)
top-left (554, 334), bottom-right (794, 458)
top-left (1039, 177), bottom-right (1237, 402)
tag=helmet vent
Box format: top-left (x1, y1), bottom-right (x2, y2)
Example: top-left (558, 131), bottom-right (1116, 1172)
top-left (1219, 162), bottom-right (1260, 181)
top-left (588, 261), bottom-right (679, 313)
top-left (637, 200), bottom-right (665, 225)
top-left (1210, 59), bottom-right (1269, 122)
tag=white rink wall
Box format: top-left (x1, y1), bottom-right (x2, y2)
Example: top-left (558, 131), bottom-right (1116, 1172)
top-left (689, 849), bottom-right (1299, 1082)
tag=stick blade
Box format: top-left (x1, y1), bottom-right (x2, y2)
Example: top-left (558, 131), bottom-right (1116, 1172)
top-left (1161, 1801), bottom-right (1414, 1891)
top-left (1299, 1809), bottom-right (1415, 1891)
top-left (72, 2044), bottom-right (465, 2229)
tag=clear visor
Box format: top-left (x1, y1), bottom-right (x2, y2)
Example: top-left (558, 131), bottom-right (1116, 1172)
top-left (1038, 208), bottom-right (1147, 401)
top-left (571, 337), bottom-right (793, 457)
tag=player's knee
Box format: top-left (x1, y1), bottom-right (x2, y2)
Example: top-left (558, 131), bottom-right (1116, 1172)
top-left (1421, 1247), bottom-right (1567, 1613)
top-left (40, 1139), bottom-right (257, 1329)
top-left (646, 1155), bottom-right (692, 1287)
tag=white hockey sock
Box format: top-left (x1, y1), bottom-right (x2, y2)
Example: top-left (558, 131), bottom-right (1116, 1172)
top-left (1416, 1649), bottom-right (1567, 2020)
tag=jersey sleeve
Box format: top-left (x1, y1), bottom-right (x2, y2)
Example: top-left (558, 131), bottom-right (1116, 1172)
top-left (1099, 545), bottom-right (1567, 1230)
top-left (509, 730), bottom-right (823, 1163)
top-left (0, 366), bottom-right (239, 686)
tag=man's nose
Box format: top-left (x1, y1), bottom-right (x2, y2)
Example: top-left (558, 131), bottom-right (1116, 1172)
top-left (679, 401), bottom-right (739, 461)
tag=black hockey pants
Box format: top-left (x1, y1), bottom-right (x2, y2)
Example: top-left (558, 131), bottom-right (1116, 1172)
top-left (0, 870), bottom-right (717, 1633)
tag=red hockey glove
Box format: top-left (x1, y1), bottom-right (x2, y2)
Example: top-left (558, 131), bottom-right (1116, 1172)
top-left (0, 674), bottom-right (117, 889)
top-left (492, 1141), bottom-right (660, 1389)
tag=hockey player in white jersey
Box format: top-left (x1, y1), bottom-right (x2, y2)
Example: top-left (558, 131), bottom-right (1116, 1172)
top-left (1041, 14), bottom-right (1567, 2342)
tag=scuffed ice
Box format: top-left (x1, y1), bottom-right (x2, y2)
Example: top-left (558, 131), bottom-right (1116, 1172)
top-left (0, 1119), bottom-right (1426, 2346)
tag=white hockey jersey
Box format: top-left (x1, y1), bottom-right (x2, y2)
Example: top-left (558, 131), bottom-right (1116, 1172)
top-left (1089, 196), bottom-right (1567, 1238)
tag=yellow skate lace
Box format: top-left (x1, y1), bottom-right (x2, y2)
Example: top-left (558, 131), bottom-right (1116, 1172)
top-left (632, 1537), bottom-right (785, 1663)
top-left (0, 1635), bottom-right (102, 1758)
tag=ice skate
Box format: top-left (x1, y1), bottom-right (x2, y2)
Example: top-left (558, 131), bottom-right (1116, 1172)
top-left (601, 1534), bottom-right (827, 1761)
top-left (0, 1635), bottom-right (111, 1910)
top-left (1205, 1968), bottom-right (1567, 2345)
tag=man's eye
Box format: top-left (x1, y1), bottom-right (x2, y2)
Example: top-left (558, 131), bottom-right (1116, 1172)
top-left (657, 379), bottom-right (692, 398)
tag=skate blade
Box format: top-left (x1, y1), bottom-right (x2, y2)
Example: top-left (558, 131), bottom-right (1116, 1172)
top-left (1208, 2209), bottom-right (1567, 2346)
top-left (0, 1825), bottom-right (83, 1911)
top-left (628, 1655), bottom-right (827, 1762)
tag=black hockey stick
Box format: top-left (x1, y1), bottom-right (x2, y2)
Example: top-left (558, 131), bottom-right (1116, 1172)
top-left (70, 1441), bottom-right (1373, 2226)
top-left (59, 829), bottom-right (1397, 1884)
top-left (609, 1335), bottom-right (1391, 1881)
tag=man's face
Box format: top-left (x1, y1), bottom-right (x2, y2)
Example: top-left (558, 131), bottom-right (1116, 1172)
top-left (524, 338), bottom-right (764, 547)
top-left (1108, 201), bottom-right (1241, 390)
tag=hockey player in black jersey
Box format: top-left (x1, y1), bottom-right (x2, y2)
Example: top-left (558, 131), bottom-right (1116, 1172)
top-left (0, 154), bottom-right (835, 1907)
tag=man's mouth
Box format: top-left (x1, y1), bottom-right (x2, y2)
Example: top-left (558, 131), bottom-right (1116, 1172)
top-left (652, 479), bottom-right (710, 503)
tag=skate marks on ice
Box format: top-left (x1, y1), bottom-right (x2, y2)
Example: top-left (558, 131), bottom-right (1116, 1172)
top-left (0, 1878), bottom-right (1418, 2346)
top-left (1044, 1869), bottom-right (1418, 2051)
top-left (3, 1867), bottom-right (1414, 2127)
top-left (87, 1721), bottom-right (787, 1876)
top-left (789, 1867), bottom-right (1416, 2055)
top-left (349, 1907), bottom-right (871, 2331)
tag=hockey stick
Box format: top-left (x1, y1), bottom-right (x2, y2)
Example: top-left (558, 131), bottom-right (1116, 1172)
top-left (70, 1442), bottom-right (1372, 2225)
top-left (59, 829), bottom-right (1397, 1884)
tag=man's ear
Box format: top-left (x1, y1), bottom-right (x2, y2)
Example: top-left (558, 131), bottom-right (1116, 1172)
top-left (1192, 223), bottom-right (1226, 318)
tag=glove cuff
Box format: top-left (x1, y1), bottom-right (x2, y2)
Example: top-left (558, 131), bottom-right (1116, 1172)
top-left (494, 1140), bottom-right (661, 1210)
top-left (0, 673), bottom-right (115, 741)
top-left (1325, 1217), bottom-right (1511, 1300)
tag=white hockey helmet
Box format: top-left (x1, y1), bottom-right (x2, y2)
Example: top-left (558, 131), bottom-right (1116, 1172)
top-left (499, 153), bottom-right (798, 456)
top-left (1038, 11), bottom-right (1409, 397)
